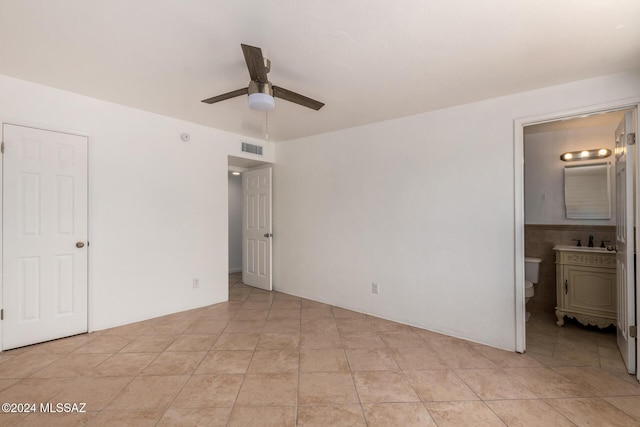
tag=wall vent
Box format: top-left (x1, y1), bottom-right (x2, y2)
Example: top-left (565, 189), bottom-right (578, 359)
top-left (241, 142), bottom-right (263, 156)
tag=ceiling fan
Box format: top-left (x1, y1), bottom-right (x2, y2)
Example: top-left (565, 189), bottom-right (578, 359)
top-left (201, 44), bottom-right (324, 112)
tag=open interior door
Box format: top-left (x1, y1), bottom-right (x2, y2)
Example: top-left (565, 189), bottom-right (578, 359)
top-left (242, 167), bottom-right (272, 291)
top-left (615, 110), bottom-right (636, 375)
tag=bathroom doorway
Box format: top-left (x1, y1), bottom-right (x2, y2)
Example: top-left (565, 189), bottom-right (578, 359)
top-left (515, 103), bottom-right (639, 381)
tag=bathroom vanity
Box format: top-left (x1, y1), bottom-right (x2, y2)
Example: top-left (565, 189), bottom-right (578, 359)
top-left (554, 245), bottom-right (616, 328)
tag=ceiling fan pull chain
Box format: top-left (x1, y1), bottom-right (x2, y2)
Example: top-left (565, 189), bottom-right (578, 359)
top-left (265, 111), bottom-right (269, 140)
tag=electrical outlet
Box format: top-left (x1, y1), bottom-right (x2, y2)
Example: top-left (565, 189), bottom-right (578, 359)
top-left (372, 282), bottom-right (379, 294)
top-left (193, 278), bottom-right (200, 289)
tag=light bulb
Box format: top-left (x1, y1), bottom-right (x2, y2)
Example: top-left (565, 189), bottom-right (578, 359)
top-left (248, 93), bottom-right (275, 111)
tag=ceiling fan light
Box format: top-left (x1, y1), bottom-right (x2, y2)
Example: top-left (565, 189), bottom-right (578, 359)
top-left (248, 93), bottom-right (275, 111)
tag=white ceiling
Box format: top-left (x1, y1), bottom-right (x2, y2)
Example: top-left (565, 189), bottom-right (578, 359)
top-left (1, 0), bottom-right (639, 142)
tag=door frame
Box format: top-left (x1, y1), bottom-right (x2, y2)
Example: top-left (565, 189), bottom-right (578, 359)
top-left (513, 99), bottom-right (640, 366)
top-left (0, 120), bottom-right (93, 351)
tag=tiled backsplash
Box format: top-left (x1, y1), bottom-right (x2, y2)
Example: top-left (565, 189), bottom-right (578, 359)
top-left (524, 224), bottom-right (616, 312)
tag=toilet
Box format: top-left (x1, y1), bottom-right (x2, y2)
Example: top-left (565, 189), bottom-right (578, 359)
top-left (524, 257), bottom-right (542, 321)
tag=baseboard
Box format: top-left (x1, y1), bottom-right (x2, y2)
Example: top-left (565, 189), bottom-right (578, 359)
top-left (228, 268), bottom-right (242, 273)
top-left (273, 285), bottom-right (512, 352)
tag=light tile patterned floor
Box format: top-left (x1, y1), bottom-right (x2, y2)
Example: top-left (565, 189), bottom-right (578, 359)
top-left (526, 309), bottom-right (629, 374)
top-left (0, 273), bottom-right (637, 426)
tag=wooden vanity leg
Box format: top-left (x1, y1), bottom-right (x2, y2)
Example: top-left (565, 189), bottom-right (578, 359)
top-left (555, 309), bottom-right (564, 326)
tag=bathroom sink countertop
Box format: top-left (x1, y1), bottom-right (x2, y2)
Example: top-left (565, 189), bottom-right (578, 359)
top-left (553, 244), bottom-right (615, 253)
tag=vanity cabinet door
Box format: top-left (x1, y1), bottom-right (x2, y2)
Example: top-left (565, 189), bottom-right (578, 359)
top-left (563, 265), bottom-right (616, 317)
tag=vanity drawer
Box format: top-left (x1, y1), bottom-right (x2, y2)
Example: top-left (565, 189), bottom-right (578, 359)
top-left (555, 250), bottom-right (615, 268)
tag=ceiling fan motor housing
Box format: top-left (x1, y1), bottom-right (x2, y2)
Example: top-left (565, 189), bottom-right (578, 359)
top-left (248, 80), bottom-right (273, 96)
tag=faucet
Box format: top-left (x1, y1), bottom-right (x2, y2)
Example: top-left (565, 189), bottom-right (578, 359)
top-left (588, 235), bottom-right (594, 247)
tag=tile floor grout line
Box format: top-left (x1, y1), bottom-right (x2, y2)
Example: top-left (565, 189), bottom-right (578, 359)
top-left (337, 315), bottom-right (371, 426)
top-left (225, 284), bottom-right (271, 424)
top-left (481, 400), bottom-right (511, 427)
top-left (294, 298), bottom-right (301, 427)
top-left (225, 275), bottom-right (246, 427)
top-left (380, 351), bottom-right (440, 425)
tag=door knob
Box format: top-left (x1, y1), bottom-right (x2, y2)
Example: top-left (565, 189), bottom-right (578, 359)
top-left (263, 233), bottom-right (273, 238)
top-left (76, 242), bottom-right (85, 248)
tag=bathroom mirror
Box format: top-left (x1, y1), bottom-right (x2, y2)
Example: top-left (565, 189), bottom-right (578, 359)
top-left (564, 162), bottom-right (611, 219)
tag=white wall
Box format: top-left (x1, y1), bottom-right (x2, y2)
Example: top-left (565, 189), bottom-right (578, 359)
top-left (0, 74), bottom-right (274, 332)
top-left (228, 174), bottom-right (243, 272)
top-left (524, 124), bottom-right (617, 225)
top-left (273, 69), bottom-right (640, 351)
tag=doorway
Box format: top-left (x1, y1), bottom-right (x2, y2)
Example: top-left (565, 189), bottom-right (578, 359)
top-left (515, 103), bottom-right (640, 382)
top-left (228, 169), bottom-right (243, 275)
top-left (228, 155), bottom-right (274, 291)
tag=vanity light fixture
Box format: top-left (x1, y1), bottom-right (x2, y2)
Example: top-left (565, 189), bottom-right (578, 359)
top-left (560, 148), bottom-right (611, 162)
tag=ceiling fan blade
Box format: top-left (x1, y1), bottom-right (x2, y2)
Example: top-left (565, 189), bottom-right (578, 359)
top-left (201, 88), bottom-right (248, 104)
top-left (273, 86), bottom-right (324, 111)
top-left (241, 44), bottom-right (268, 83)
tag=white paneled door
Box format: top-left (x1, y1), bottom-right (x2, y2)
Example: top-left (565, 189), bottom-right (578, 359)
top-left (242, 167), bottom-right (272, 291)
top-left (2, 124), bottom-right (88, 350)
top-left (614, 111), bottom-right (636, 375)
